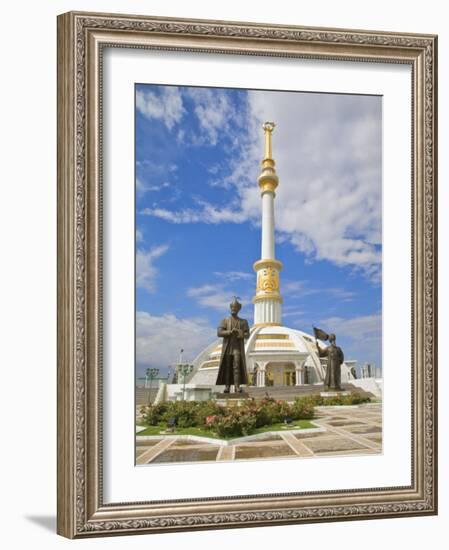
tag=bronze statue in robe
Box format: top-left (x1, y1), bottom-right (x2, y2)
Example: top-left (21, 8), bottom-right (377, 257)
top-left (316, 333), bottom-right (344, 391)
top-left (215, 299), bottom-right (250, 393)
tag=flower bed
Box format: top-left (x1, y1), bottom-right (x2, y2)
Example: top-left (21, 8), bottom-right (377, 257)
top-left (140, 396), bottom-right (316, 438)
top-left (139, 393), bottom-right (369, 439)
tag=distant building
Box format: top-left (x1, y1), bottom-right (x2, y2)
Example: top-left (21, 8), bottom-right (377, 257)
top-left (361, 363), bottom-right (375, 379)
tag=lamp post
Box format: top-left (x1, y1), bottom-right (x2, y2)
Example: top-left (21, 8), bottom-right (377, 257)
top-left (146, 368), bottom-right (159, 405)
top-left (177, 363), bottom-right (193, 401)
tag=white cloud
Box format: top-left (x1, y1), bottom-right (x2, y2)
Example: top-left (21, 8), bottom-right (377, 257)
top-left (176, 129), bottom-right (185, 144)
top-left (136, 87), bottom-right (185, 129)
top-left (282, 305), bottom-right (306, 319)
top-left (136, 311), bottom-right (215, 369)
top-left (317, 313), bottom-right (382, 366)
top-left (136, 244), bottom-right (169, 293)
top-left (186, 88), bottom-right (239, 146)
top-left (136, 177), bottom-right (146, 193)
top-left (319, 313), bottom-right (381, 341)
top-left (242, 91), bottom-right (382, 279)
top-left (283, 280), bottom-right (308, 295)
top-left (187, 283), bottom-right (252, 313)
top-left (187, 284), bottom-right (233, 311)
top-left (213, 271), bottom-right (253, 282)
top-left (136, 177), bottom-right (171, 194)
top-left (137, 87), bottom-right (382, 279)
top-left (283, 279), bottom-right (356, 301)
top-left (327, 288), bottom-right (357, 301)
top-left (136, 160), bottom-right (178, 197)
top-left (141, 200), bottom-right (248, 224)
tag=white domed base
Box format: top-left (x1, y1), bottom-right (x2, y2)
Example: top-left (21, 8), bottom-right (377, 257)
top-left (188, 324), bottom-right (357, 389)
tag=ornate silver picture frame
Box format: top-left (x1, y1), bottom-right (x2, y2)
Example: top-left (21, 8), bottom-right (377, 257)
top-left (57, 11), bottom-right (437, 538)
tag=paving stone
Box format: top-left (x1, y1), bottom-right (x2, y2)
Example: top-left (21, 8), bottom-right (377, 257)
top-left (235, 443), bottom-right (295, 459)
top-left (327, 420), bottom-right (366, 427)
top-left (363, 434), bottom-right (383, 443)
top-left (136, 447), bottom-right (152, 458)
top-left (168, 439), bottom-right (204, 447)
top-left (135, 403), bottom-right (382, 463)
top-left (217, 446), bottom-right (235, 461)
top-left (136, 439), bottom-right (176, 466)
top-left (347, 426), bottom-right (382, 434)
top-left (135, 439), bottom-right (163, 447)
top-left (313, 448), bottom-right (381, 456)
top-left (136, 438), bottom-right (178, 465)
top-left (280, 432), bottom-right (314, 456)
top-left (245, 434), bottom-right (282, 442)
top-left (303, 437), bottom-right (367, 453)
top-left (294, 432), bottom-right (333, 440)
top-left (152, 446), bottom-right (219, 463)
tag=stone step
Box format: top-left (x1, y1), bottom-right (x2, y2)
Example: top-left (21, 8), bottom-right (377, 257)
top-left (135, 388), bottom-right (159, 405)
top-left (246, 383), bottom-right (374, 400)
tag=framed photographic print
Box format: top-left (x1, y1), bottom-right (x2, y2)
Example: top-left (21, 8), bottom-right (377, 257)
top-left (57, 11), bottom-right (438, 538)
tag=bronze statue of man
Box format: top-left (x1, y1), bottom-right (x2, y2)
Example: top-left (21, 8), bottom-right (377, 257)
top-left (316, 333), bottom-right (344, 391)
top-left (216, 298), bottom-right (250, 393)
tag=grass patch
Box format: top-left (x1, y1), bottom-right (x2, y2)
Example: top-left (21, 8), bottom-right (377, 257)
top-left (137, 419), bottom-right (315, 439)
top-left (137, 424), bottom-right (222, 438)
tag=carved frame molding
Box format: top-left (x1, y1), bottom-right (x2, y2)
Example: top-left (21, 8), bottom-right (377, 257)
top-left (57, 11), bottom-right (437, 538)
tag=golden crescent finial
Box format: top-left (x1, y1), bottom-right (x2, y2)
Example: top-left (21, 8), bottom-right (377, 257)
top-left (262, 122), bottom-right (275, 159)
top-left (263, 121), bottom-right (276, 132)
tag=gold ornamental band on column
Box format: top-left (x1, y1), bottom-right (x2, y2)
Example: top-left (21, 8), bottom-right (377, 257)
top-left (258, 159), bottom-right (279, 195)
top-left (253, 258), bottom-right (283, 271)
top-left (256, 267), bottom-right (280, 292)
top-left (252, 293), bottom-right (283, 304)
top-left (253, 259), bottom-right (283, 302)
top-left (258, 121), bottom-right (279, 195)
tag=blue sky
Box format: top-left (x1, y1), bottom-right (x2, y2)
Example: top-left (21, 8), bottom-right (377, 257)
top-left (135, 84), bottom-right (382, 380)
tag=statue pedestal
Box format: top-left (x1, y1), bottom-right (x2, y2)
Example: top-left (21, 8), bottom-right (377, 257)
top-left (320, 391), bottom-right (350, 398)
top-left (213, 391), bottom-right (250, 406)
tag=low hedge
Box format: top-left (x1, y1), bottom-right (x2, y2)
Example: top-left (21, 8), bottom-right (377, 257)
top-left (140, 396), bottom-right (315, 438)
top-left (296, 392), bottom-right (371, 407)
top-left (139, 400), bottom-right (226, 428)
top-left (139, 392), bottom-right (369, 438)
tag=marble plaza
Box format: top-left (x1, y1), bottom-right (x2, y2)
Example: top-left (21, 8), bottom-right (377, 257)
top-left (136, 403), bottom-right (382, 465)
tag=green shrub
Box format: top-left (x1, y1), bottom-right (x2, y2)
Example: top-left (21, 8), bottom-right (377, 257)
top-left (141, 397), bottom-right (320, 437)
top-left (208, 410), bottom-right (257, 438)
top-left (193, 400), bottom-right (226, 425)
top-left (239, 399), bottom-right (269, 427)
top-left (238, 412), bottom-right (258, 436)
top-left (304, 392), bottom-right (371, 406)
top-left (255, 398), bottom-right (292, 425)
top-left (141, 403), bottom-right (168, 425)
top-left (208, 413), bottom-right (240, 438)
top-left (161, 401), bottom-right (198, 428)
top-left (346, 392), bottom-right (371, 405)
top-left (291, 398), bottom-right (315, 419)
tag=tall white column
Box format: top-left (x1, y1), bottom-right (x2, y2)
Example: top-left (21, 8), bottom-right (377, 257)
top-left (261, 191), bottom-right (275, 259)
top-left (253, 122), bottom-right (283, 327)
